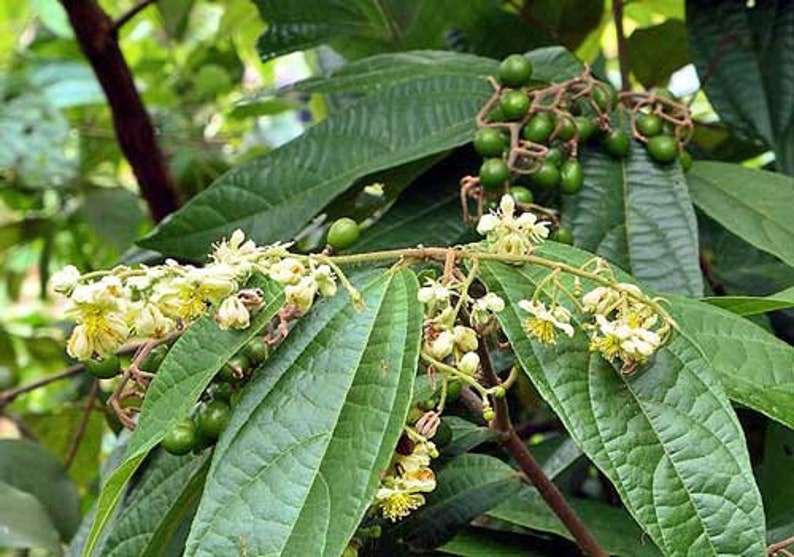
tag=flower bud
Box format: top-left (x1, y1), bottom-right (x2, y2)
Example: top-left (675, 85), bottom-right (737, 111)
top-left (427, 331), bottom-right (454, 360)
top-left (458, 351), bottom-right (480, 375)
top-left (312, 265), bottom-right (338, 297)
top-left (215, 296), bottom-right (250, 330)
top-left (134, 303), bottom-right (175, 338)
top-left (453, 326), bottom-right (478, 352)
top-left (269, 257), bottom-right (306, 285)
top-left (285, 276), bottom-right (318, 312)
top-left (49, 265), bottom-right (81, 295)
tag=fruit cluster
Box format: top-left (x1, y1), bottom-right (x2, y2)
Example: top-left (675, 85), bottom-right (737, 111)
top-left (464, 54), bottom-right (695, 244)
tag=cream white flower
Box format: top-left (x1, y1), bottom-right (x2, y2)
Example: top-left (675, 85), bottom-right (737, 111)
top-left (268, 258), bottom-right (306, 285)
top-left (312, 265), bottom-right (337, 297)
top-left (427, 331), bottom-right (454, 360)
top-left (284, 275), bottom-right (317, 312)
top-left (518, 300), bottom-right (574, 344)
top-left (215, 296), bottom-right (251, 330)
top-left (49, 265), bottom-right (81, 295)
top-left (458, 351), bottom-right (480, 375)
top-left (476, 195), bottom-right (550, 256)
top-left (67, 313), bottom-right (129, 360)
top-left (417, 280), bottom-right (450, 305)
top-left (133, 303), bottom-right (174, 338)
top-left (582, 286), bottom-right (619, 314)
top-left (452, 325), bottom-right (478, 352)
top-left (471, 292), bottom-right (505, 326)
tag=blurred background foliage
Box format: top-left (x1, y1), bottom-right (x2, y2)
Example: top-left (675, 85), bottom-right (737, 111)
top-left (0, 0), bottom-right (780, 552)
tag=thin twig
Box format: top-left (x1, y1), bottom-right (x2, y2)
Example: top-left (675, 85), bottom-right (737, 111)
top-left (64, 380), bottom-right (98, 470)
top-left (112, 0), bottom-right (155, 35)
top-left (768, 535), bottom-right (794, 556)
top-left (612, 0), bottom-right (630, 91)
top-left (0, 365), bottom-right (83, 408)
top-left (477, 340), bottom-right (510, 435)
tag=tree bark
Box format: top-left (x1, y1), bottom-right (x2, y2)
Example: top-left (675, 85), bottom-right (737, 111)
top-left (61, 0), bottom-right (179, 222)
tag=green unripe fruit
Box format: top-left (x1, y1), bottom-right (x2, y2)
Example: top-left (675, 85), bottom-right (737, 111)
top-left (85, 354), bottom-right (120, 379)
top-left (555, 116), bottom-right (576, 141)
top-left (433, 419), bottom-right (453, 448)
top-left (491, 386), bottom-right (506, 399)
top-left (327, 217), bottom-right (360, 250)
top-left (488, 106), bottom-right (506, 122)
top-left (544, 147), bottom-right (564, 167)
top-left (602, 129), bottom-right (631, 158)
top-left (479, 158), bottom-right (510, 190)
top-left (646, 135), bottom-right (678, 163)
top-left (161, 419), bottom-right (198, 455)
top-left (531, 161), bottom-right (560, 190)
top-left (499, 90), bottom-right (530, 121)
top-left (592, 84), bottom-right (617, 111)
top-left (553, 227), bottom-right (574, 245)
top-left (509, 186), bottom-right (533, 204)
top-left (498, 54), bottom-right (533, 87)
top-left (523, 113), bottom-right (555, 144)
top-left (636, 114), bottom-right (663, 137)
top-left (198, 400), bottom-right (231, 439)
top-left (473, 127), bottom-right (508, 157)
top-left (418, 398), bottom-right (437, 412)
top-left (242, 338), bottom-right (269, 365)
top-left (574, 117), bottom-right (598, 142)
top-left (446, 380), bottom-right (463, 403)
top-left (482, 408), bottom-right (496, 422)
top-left (661, 121), bottom-right (676, 136)
top-left (0, 366), bottom-right (19, 390)
top-left (140, 344), bottom-right (168, 373)
top-left (209, 381), bottom-right (235, 402)
top-left (218, 354), bottom-right (251, 383)
top-left (559, 160), bottom-right (584, 194)
top-left (680, 150), bottom-right (693, 172)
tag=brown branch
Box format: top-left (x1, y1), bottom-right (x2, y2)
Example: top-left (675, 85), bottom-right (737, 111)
top-left (477, 340), bottom-right (510, 435)
top-left (64, 380), bottom-right (99, 470)
top-left (0, 365), bottom-right (84, 407)
top-left (112, 0), bottom-right (155, 34)
top-left (612, 0), bottom-right (630, 92)
top-left (60, 0), bottom-right (179, 222)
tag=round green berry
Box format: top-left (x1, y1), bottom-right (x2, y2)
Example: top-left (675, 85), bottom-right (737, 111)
top-left (479, 158), bottom-right (510, 190)
top-left (574, 117), bottom-right (598, 142)
top-left (680, 150), bottom-right (693, 172)
top-left (218, 354), bottom-right (251, 383)
top-left (531, 161), bottom-right (560, 190)
top-left (555, 116), bottom-right (576, 141)
top-left (522, 113), bottom-right (555, 144)
top-left (327, 218), bottom-right (360, 250)
top-left (161, 419), bottom-right (198, 455)
top-left (140, 344), bottom-right (168, 373)
top-left (242, 338), bottom-right (269, 365)
top-left (636, 114), bottom-right (663, 137)
top-left (559, 160), bottom-right (584, 194)
top-left (197, 400), bottom-right (232, 439)
top-left (646, 135), bottom-right (678, 163)
top-left (544, 147), bottom-right (564, 166)
top-left (473, 127), bottom-right (508, 157)
top-left (499, 90), bottom-right (530, 121)
top-left (592, 84), bottom-right (617, 111)
top-left (85, 355), bottom-right (120, 379)
top-left (498, 54), bottom-right (533, 87)
top-left (553, 227), bottom-right (574, 245)
top-left (209, 381), bottom-right (235, 402)
top-left (509, 186), bottom-right (534, 204)
top-left (488, 106), bottom-right (506, 122)
top-left (601, 129), bottom-right (631, 158)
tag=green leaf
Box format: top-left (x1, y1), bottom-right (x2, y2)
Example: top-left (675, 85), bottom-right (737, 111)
top-left (0, 439), bottom-right (81, 541)
top-left (156, 0), bottom-right (195, 40)
top-left (441, 416), bottom-right (498, 458)
top-left (687, 0), bottom-right (794, 173)
top-left (760, 422), bottom-right (794, 534)
top-left (82, 189), bottom-right (145, 253)
top-left (184, 269), bottom-right (422, 557)
top-left (688, 161), bottom-right (794, 267)
top-left (703, 286), bottom-right (794, 316)
top-left (439, 528), bottom-right (546, 557)
top-left (478, 249), bottom-right (766, 556)
top-left (525, 45), bottom-right (585, 82)
top-left (388, 454), bottom-right (522, 551)
top-left (353, 172), bottom-right (473, 253)
top-left (0, 480), bottom-right (62, 555)
top-left (489, 487), bottom-right (661, 557)
top-left (82, 277), bottom-right (284, 557)
top-left (99, 451), bottom-right (210, 557)
top-left (566, 129), bottom-right (703, 296)
top-left (289, 50), bottom-right (498, 95)
top-left (628, 20), bottom-right (691, 88)
top-left (669, 295), bottom-right (794, 431)
top-left (140, 73), bottom-right (490, 258)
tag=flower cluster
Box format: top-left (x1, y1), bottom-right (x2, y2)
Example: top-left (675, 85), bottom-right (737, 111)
top-left (583, 284), bottom-right (669, 371)
top-left (476, 195), bottom-right (550, 256)
top-left (374, 428), bottom-right (438, 522)
top-left (50, 230), bottom-right (340, 362)
top-left (516, 277), bottom-right (671, 373)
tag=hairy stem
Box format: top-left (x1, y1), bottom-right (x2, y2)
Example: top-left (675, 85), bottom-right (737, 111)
top-left (60, 0), bottom-right (179, 222)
